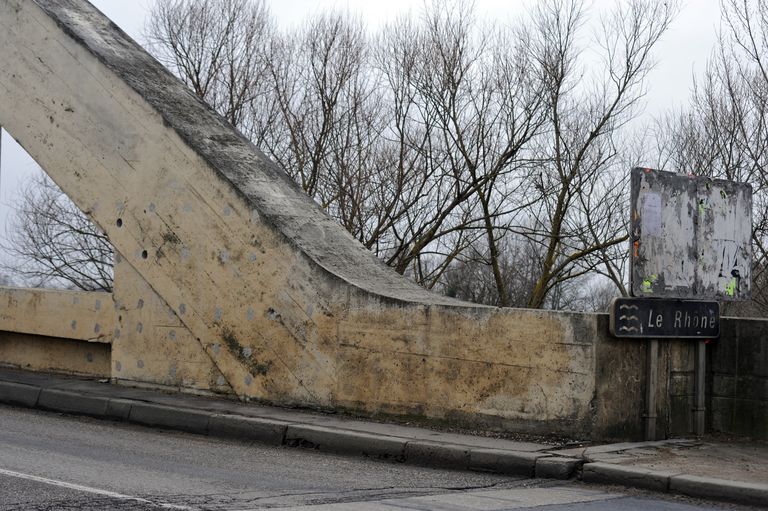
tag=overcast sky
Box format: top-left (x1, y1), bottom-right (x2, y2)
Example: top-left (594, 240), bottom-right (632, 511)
top-left (0, 0), bottom-right (722, 266)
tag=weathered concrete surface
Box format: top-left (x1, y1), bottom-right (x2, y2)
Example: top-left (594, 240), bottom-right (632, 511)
top-left (0, 287), bottom-right (113, 342)
top-left (0, 287), bottom-right (112, 377)
top-left (0, 0), bottom-right (609, 437)
top-left (0, 332), bottom-right (110, 377)
top-left (111, 260), bottom-right (232, 393)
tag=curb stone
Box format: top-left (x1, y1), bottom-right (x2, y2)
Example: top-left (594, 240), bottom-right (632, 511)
top-left (0, 381), bottom-right (41, 407)
top-left (128, 402), bottom-right (210, 434)
top-left (209, 414), bottom-right (289, 446)
top-left (670, 474), bottom-right (768, 508)
top-left (582, 462), bottom-right (675, 492)
top-left (535, 456), bottom-right (582, 480)
top-left (105, 398), bottom-right (134, 420)
top-left (404, 440), bottom-right (470, 469)
top-left (286, 424), bottom-right (406, 460)
top-left (38, 388), bottom-right (109, 417)
top-left (468, 449), bottom-right (544, 477)
top-left (0, 374), bottom-right (764, 509)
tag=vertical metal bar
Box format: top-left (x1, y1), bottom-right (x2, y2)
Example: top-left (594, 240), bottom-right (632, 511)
top-left (645, 338), bottom-right (659, 441)
top-left (694, 339), bottom-right (706, 436)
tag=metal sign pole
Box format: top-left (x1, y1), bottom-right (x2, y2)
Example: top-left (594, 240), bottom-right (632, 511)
top-left (644, 338), bottom-right (659, 441)
top-left (694, 340), bottom-right (706, 436)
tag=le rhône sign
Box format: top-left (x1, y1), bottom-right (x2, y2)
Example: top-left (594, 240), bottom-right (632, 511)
top-left (609, 297), bottom-right (719, 339)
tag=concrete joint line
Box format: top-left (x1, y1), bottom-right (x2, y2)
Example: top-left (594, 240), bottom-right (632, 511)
top-left (105, 398), bottom-right (134, 421)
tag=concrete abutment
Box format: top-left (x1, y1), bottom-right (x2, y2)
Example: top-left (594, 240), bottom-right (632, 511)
top-left (0, 0), bottom-right (765, 441)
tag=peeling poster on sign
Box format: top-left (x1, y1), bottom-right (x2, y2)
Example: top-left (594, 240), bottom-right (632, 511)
top-left (641, 192), bottom-right (662, 237)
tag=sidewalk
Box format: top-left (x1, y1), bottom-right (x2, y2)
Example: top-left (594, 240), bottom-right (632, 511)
top-left (0, 368), bottom-right (765, 507)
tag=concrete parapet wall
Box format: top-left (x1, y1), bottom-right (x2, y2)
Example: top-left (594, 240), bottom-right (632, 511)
top-left (0, 332), bottom-right (110, 377)
top-left (0, 287), bottom-right (113, 377)
top-left (0, 287), bottom-right (113, 342)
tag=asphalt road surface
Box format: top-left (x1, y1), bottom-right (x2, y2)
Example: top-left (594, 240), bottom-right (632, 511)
top-left (0, 405), bottom-right (756, 510)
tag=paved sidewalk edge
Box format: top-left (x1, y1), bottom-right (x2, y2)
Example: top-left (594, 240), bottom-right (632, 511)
top-left (584, 462), bottom-right (768, 507)
top-left (0, 380), bottom-right (549, 477)
top-left (1, 379), bottom-right (765, 508)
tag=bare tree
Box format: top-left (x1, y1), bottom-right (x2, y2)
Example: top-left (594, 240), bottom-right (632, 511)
top-left (518, 0), bottom-right (678, 308)
top-left (3, 0), bottom-right (677, 310)
top-left (145, 0), bottom-right (678, 308)
top-left (3, 171), bottom-right (113, 291)
top-left (146, 0), bottom-right (274, 136)
top-left (655, 0), bottom-right (768, 314)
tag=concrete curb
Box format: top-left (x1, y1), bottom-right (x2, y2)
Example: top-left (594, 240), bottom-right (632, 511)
top-left (128, 402), bottom-right (211, 434)
top-left (286, 424), bottom-right (406, 460)
top-left (535, 456), bottom-right (582, 480)
top-left (582, 462), bottom-right (677, 492)
top-left (670, 474), bottom-right (768, 508)
top-left (209, 414), bottom-right (288, 446)
top-left (583, 462), bottom-right (768, 507)
top-left (0, 381), bottom-right (41, 408)
top-left (0, 379), bottom-right (556, 479)
top-left (404, 440), bottom-right (470, 469)
top-left (469, 449), bottom-right (543, 477)
top-left (0, 378), bottom-right (764, 508)
top-left (38, 388), bottom-right (109, 417)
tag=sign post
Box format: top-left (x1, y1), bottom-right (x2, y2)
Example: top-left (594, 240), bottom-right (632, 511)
top-left (610, 296), bottom-right (720, 439)
top-left (645, 339), bottom-right (659, 441)
top-left (612, 168), bottom-right (752, 440)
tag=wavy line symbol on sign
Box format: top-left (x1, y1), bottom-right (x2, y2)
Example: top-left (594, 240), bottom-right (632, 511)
top-left (619, 315), bottom-right (639, 322)
top-left (618, 326), bottom-right (639, 332)
top-left (619, 304), bottom-right (639, 311)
